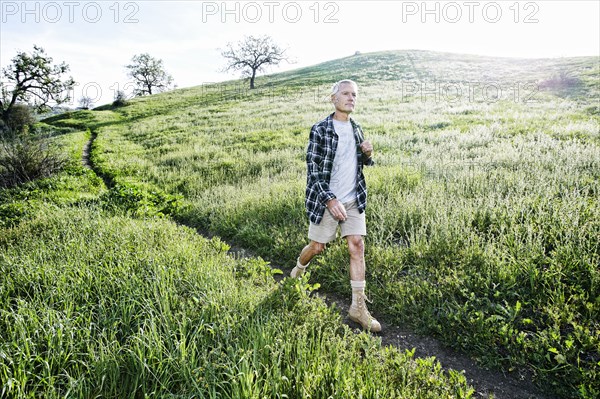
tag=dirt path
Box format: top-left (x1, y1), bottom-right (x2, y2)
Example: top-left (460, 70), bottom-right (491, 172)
top-left (228, 246), bottom-right (553, 399)
top-left (82, 131), bottom-right (113, 189)
top-left (82, 134), bottom-right (93, 169)
top-left (323, 291), bottom-right (549, 399)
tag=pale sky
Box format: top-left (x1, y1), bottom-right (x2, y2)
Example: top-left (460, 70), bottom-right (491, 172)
top-left (1, 0), bottom-right (599, 107)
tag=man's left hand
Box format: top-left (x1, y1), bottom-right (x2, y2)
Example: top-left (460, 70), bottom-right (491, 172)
top-left (360, 140), bottom-right (373, 158)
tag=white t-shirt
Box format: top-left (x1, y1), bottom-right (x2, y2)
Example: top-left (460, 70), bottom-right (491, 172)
top-left (330, 119), bottom-right (357, 203)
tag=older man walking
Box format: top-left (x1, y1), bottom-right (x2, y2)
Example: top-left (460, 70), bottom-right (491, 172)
top-left (291, 79), bottom-right (381, 333)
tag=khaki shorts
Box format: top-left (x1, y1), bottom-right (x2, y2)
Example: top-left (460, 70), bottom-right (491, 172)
top-left (308, 200), bottom-right (366, 244)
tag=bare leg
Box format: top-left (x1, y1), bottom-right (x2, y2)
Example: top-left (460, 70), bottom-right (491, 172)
top-left (291, 240), bottom-right (325, 278)
top-left (299, 240), bottom-right (325, 266)
top-left (345, 235), bottom-right (381, 332)
top-left (346, 235), bottom-right (365, 281)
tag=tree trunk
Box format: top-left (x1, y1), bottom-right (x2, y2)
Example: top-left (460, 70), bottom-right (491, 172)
top-left (250, 69), bottom-right (256, 89)
top-left (1, 92), bottom-right (19, 124)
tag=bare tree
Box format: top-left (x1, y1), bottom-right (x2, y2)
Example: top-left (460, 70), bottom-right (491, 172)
top-left (0, 45), bottom-right (75, 125)
top-left (221, 35), bottom-right (290, 89)
top-left (126, 53), bottom-right (174, 96)
top-left (78, 96), bottom-right (94, 109)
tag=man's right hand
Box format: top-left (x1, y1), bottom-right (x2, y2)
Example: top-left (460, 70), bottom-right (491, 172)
top-left (326, 199), bottom-right (347, 221)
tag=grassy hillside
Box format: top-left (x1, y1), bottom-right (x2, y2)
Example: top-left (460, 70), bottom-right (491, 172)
top-left (0, 123), bottom-right (474, 397)
top-left (3, 49), bottom-right (599, 398)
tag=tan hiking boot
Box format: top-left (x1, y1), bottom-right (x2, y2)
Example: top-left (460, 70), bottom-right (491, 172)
top-left (348, 294), bottom-right (382, 333)
top-left (290, 258), bottom-right (308, 278)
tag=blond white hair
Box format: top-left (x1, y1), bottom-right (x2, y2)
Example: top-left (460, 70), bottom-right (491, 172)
top-left (330, 79), bottom-right (358, 97)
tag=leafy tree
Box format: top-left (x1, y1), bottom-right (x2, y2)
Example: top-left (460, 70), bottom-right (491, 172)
top-left (221, 35), bottom-right (290, 89)
top-left (126, 53), bottom-right (174, 96)
top-left (112, 90), bottom-right (128, 107)
top-left (0, 45), bottom-right (75, 126)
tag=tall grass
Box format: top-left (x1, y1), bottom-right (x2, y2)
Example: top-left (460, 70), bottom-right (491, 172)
top-left (1, 129), bottom-right (476, 397)
top-left (42, 50), bottom-right (600, 398)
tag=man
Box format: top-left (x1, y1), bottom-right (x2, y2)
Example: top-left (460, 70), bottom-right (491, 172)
top-left (291, 79), bottom-right (381, 333)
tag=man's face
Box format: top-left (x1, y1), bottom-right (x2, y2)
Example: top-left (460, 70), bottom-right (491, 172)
top-left (332, 83), bottom-right (358, 114)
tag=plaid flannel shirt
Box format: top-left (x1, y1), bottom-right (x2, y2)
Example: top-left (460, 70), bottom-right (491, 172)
top-left (305, 112), bottom-right (374, 224)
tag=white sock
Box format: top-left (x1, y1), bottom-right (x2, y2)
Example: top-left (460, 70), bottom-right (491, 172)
top-left (297, 258), bottom-right (309, 269)
top-left (350, 280), bottom-right (366, 308)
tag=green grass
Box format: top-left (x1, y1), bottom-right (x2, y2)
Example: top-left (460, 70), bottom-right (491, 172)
top-left (6, 204), bottom-right (475, 398)
top-left (5, 49), bottom-right (599, 398)
top-left (1, 109), bottom-right (475, 397)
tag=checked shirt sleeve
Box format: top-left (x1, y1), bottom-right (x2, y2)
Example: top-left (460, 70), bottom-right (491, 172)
top-left (305, 122), bottom-right (336, 224)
